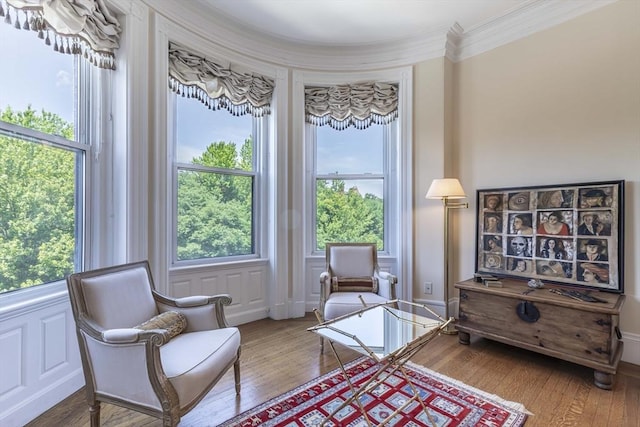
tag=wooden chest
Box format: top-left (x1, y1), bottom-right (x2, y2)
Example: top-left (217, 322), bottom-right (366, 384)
top-left (455, 278), bottom-right (625, 389)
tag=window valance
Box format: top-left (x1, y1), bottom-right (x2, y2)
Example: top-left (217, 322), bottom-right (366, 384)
top-left (168, 42), bottom-right (275, 118)
top-left (305, 82), bottom-right (398, 130)
top-left (0, 0), bottom-right (121, 70)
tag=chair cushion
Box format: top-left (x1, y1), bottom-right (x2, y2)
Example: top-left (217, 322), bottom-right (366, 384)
top-left (134, 311), bottom-right (187, 340)
top-left (331, 276), bottom-right (378, 293)
top-left (324, 292), bottom-right (388, 320)
top-left (329, 245), bottom-right (375, 277)
top-left (161, 327), bottom-right (241, 409)
top-left (80, 266), bottom-right (158, 329)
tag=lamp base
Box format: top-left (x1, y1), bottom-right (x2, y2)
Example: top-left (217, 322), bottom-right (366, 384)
top-left (441, 324), bottom-right (458, 335)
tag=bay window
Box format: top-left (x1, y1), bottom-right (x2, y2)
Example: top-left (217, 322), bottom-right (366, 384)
top-left (305, 82), bottom-right (399, 253)
top-left (169, 43), bottom-right (273, 265)
top-left (0, 0), bottom-right (120, 295)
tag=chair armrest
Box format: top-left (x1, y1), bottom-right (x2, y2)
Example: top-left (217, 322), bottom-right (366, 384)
top-left (102, 328), bottom-right (170, 345)
top-left (377, 271), bottom-right (397, 284)
top-left (154, 292), bottom-right (233, 332)
top-left (103, 328), bottom-right (140, 343)
top-left (76, 315), bottom-right (170, 345)
top-left (174, 295), bottom-right (210, 307)
top-left (78, 323), bottom-right (173, 409)
top-left (319, 272), bottom-right (331, 308)
top-left (375, 271), bottom-right (398, 300)
top-left (320, 271), bottom-right (330, 283)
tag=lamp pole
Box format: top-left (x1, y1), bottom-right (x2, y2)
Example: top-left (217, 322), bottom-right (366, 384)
top-left (442, 197), bottom-right (468, 335)
top-left (426, 178), bottom-right (469, 334)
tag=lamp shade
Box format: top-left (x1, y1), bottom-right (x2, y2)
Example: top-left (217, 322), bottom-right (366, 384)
top-left (426, 178), bottom-right (467, 199)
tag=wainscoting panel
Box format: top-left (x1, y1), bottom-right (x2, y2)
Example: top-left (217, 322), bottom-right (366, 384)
top-left (168, 261), bottom-right (269, 326)
top-left (247, 270), bottom-right (264, 303)
top-left (172, 279), bottom-right (192, 297)
top-left (41, 312), bottom-right (68, 373)
top-left (226, 273), bottom-right (243, 307)
top-left (201, 275), bottom-right (219, 295)
top-left (0, 293), bottom-right (83, 427)
top-left (0, 326), bottom-right (24, 395)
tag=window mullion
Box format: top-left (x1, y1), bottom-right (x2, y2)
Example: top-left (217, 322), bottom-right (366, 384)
top-left (177, 162), bottom-right (255, 177)
top-left (0, 121), bottom-right (85, 151)
top-left (316, 173), bottom-right (385, 180)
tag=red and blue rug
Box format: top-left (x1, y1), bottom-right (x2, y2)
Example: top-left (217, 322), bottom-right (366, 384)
top-left (219, 357), bottom-right (529, 426)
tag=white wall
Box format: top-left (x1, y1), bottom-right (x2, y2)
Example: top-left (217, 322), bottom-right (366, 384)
top-left (414, 0), bottom-right (640, 363)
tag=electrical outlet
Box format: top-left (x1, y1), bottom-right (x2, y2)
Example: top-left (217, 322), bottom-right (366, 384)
top-left (424, 281), bottom-right (432, 294)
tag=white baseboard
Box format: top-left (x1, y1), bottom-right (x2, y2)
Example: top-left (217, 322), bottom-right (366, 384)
top-left (0, 369), bottom-right (84, 427)
top-left (621, 331), bottom-right (640, 366)
top-left (288, 300), bottom-right (307, 319)
top-left (227, 306), bottom-right (270, 326)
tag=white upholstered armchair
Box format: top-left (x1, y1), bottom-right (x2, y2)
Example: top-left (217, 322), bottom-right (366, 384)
top-left (318, 243), bottom-right (398, 347)
top-left (66, 261), bottom-right (241, 427)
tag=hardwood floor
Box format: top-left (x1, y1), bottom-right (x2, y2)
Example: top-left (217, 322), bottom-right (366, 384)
top-left (27, 314), bottom-right (640, 426)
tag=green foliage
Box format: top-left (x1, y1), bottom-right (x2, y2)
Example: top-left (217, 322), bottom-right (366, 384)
top-left (178, 137), bottom-right (385, 260)
top-left (0, 105), bottom-right (386, 291)
top-left (316, 180), bottom-right (384, 251)
top-left (177, 139), bottom-right (254, 260)
top-left (0, 106), bottom-right (77, 293)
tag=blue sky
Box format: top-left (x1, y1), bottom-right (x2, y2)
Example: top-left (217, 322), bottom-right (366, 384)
top-left (176, 93), bottom-right (386, 198)
top-left (316, 125), bottom-right (383, 175)
top-left (176, 96), bottom-right (253, 163)
top-left (176, 96), bottom-right (384, 174)
top-left (0, 22), bottom-right (74, 123)
top-left (1, 21), bottom-right (385, 198)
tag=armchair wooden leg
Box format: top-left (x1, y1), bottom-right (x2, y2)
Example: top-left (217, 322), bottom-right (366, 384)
top-left (162, 414), bottom-right (178, 427)
top-left (234, 359), bottom-right (241, 394)
top-left (88, 402), bottom-right (100, 427)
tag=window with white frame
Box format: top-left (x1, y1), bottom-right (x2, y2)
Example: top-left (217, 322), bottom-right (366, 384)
top-left (312, 124), bottom-right (397, 251)
top-left (305, 82), bottom-right (398, 253)
top-left (0, 1), bottom-right (120, 294)
top-left (168, 43), bottom-right (273, 264)
top-left (173, 97), bottom-right (267, 262)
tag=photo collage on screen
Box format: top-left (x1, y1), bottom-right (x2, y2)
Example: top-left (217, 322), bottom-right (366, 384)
top-left (479, 185), bottom-right (616, 289)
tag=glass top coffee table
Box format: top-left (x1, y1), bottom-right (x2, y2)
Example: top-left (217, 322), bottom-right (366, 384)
top-left (308, 299), bottom-right (453, 426)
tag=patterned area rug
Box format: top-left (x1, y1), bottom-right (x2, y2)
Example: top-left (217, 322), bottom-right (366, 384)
top-left (219, 357), bottom-right (529, 426)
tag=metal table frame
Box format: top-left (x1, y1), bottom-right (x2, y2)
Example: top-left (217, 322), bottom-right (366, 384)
top-left (308, 299), bottom-right (453, 426)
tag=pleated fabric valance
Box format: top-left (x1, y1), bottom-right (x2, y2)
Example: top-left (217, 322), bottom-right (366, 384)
top-left (305, 82), bottom-right (398, 130)
top-left (168, 42), bottom-right (275, 118)
top-left (0, 0), bottom-right (121, 70)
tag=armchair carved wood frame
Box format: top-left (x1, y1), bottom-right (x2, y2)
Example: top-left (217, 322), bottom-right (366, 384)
top-left (318, 243), bottom-right (398, 351)
top-left (66, 261), bottom-right (241, 427)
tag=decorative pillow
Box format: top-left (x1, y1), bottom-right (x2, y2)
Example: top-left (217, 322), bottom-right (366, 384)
top-left (331, 276), bottom-right (378, 293)
top-left (134, 311), bottom-right (187, 340)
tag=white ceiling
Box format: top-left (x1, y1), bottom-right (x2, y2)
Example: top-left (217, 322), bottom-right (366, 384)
top-left (194, 0), bottom-right (530, 47)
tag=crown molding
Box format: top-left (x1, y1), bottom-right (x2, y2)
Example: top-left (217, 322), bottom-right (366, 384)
top-left (444, 23), bottom-right (464, 62)
top-left (147, 0), bottom-right (452, 71)
top-left (452, 0), bottom-right (619, 62)
top-left (145, 0), bottom-right (617, 69)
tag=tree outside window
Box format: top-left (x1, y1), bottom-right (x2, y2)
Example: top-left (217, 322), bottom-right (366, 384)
top-left (0, 22), bottom-right (84, 294)
top-left (314, 125), bottom-right (386, 251)
top-left (174, 96), bottom-right (259, 262)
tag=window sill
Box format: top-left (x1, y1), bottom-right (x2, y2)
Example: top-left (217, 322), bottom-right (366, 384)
top-left (0, 281), bottom-right (69, 321)
top-left (170, 257), bottom-right (269, 274)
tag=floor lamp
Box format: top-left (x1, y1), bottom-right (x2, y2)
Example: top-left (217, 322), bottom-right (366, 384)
top-left (426, 178), bottom-right (468, 334)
